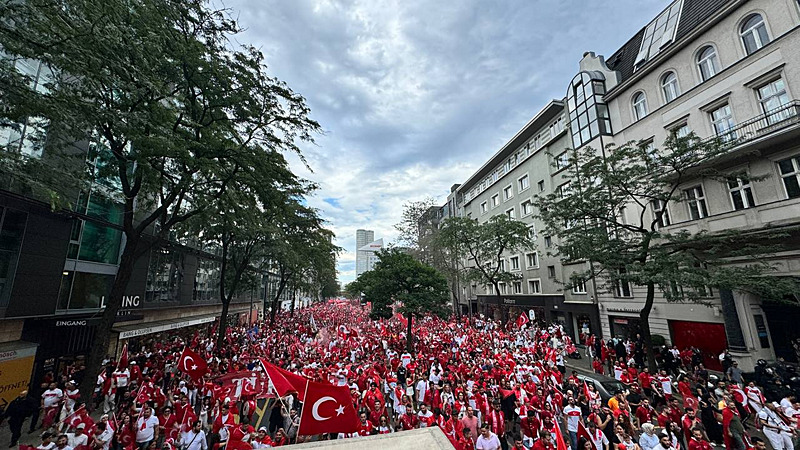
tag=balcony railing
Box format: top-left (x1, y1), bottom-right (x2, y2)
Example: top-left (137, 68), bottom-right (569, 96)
top-left (705, 100), bottom-right (800, 146)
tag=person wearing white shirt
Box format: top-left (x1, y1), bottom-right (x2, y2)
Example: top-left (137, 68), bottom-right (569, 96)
top-left (476, 424), bottom-right (502, 450)
top-left (758, 403), bottom-right (794, 450)
top-left (93, 422), bottom-right (114, 450)
top-left (180, 421), bottom-right (207, 450)
top-left (66, 424), bottom-right (89, 448)
top-left (415, 377), bottom-right (428, 404)
top-left (135, 407), bottom-right (160, 447)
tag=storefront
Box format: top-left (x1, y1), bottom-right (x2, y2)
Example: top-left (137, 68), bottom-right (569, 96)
top-left (0, 341), bottom-right (38, 414)
top-left (608, 315), bottom-right (642, 340)
top-left (478, 294), bottom-right (601, 342)
top-left (669, 320), bottom-right (727, 371)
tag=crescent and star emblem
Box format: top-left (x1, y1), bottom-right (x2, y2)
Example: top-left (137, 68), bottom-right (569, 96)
top-left (311, 396), bottom-right (345, 421)
top-left (183, 355), bottom-right (198, 371)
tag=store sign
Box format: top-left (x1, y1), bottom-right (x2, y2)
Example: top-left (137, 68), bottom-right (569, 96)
top-left (0, 345), bottom-right (37, 411)
top-left (614, 318), bottom-right (629, 325)
top-left (607, 308), bottom-right (641, 314)
top-left (118, 316), bottom-right (215, 339)
top-left (503, 298), bottom-right (516, 305)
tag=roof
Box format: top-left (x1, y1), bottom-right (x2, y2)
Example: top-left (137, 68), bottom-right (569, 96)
top-left (458, 100), bottom-right (564, 193)
top-left (605, 0), bottom-right (734, 85)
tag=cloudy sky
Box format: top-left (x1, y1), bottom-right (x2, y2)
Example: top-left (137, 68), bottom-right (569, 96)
top-left (223, 0), bottom-right (668, 284)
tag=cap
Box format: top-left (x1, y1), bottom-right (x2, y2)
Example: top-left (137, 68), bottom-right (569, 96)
top-left (258, 427), bottom-right (267, 432)
top-left (77, 423), bottom-right (86, 429)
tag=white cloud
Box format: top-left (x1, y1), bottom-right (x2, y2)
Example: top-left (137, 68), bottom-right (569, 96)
top-left (224, 0), bottom-right (668, 283)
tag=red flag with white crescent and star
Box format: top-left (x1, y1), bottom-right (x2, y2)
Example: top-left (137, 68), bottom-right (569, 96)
top-left (178, 347), bottom-right (208, 382)
top-left (298, 380), bottom-right (359, 436)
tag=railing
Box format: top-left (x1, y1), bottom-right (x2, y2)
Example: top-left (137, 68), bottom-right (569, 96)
top-left (704, 100), bottom-right (800, 146)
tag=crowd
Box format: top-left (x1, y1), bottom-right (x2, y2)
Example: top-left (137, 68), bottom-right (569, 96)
top-left (1, 302), bottom-right (798, 450)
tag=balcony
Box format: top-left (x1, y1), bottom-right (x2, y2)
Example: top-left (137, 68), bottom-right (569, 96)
top-left (706, 100), bottom-right (800, 147)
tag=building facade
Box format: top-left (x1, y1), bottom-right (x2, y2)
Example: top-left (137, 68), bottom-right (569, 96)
top-left (355, 229), bottom-right (375, 278)
top-left (575, 0), bottom-right (800, 370)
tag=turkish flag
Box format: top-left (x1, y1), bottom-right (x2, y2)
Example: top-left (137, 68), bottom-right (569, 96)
top-left (298, 380), bottom-right (359, 436)
top-left (119, 343), bottom-right (129, 369)
top-left (554, 423), bottom-right (569, 450)
top-left (577, 421), bottom-right (593, 449)
top-left (516, 313), bottom-right (529, 328)
top-left (260, 358), bottom-right (308, 398)
top-left (178, 347), bottom-right (208, 381)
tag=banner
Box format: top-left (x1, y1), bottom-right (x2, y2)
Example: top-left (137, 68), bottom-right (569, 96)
top-left (0, 344), bottom-right (37, 415)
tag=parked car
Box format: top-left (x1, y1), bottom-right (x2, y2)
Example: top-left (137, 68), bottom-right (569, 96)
top-left (577, 373), bottom-right (628, 404)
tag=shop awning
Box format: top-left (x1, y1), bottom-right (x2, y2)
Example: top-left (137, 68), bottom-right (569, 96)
top-left (113, 314), bottom-right (217, 339)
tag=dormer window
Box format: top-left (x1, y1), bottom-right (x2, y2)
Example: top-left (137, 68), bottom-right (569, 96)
top-left (634, 0), bottom-right (684, 70)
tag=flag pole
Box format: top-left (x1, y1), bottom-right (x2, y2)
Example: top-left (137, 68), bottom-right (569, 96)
top-left (296, 378), bottom-right (310, 437)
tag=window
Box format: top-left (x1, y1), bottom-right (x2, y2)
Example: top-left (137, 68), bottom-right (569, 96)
top-left (499, 283), bottom-right (507, 295)
top-left (728, 175), bottom-right (755, 210)
top-left (757, 78), bottom-right (791, 124)
top-left (710, 103), bottom-right (736, 141)
top-left (615, 269), bottom-right (633, 298)
top-left (480, 202), bottom-right (488, 214)
top-left (567, 71), bottom-right (612, 148)
top-left (521, 200), bottom-right (533, 217)
top-left (684, 185), bottom-right (709, 220)
top-left (547, 265), bottom-right (556, 278)
top-left (778, 155), bottom-right (800, 198)
top-left (697, 46), bottom-right (720, 82)
top-left (662, 72), bottom-right (680, 103)
top-left (741, 14), bottom-right (770, 55)
top-left (632, 92), bottom-right (648, 121)
top-left (555, 152), bottom-right (570, 170)
top-left (538, 180), bottom-right (545, 192)
top-left (510, 256), bottom-right (520, 271)
top-left (557, 182), bottom-right (572, 199)
top-left (491, 194), bottom-right (499, 208)
top-left (518, 174), bottom-right (530, 192)
top-left (651, 199), bottom-right (671, 228)
top-left (672, 123), bottom-right (691, 138)
top-left (634, 0), bottom-right (683, 69)
top-left (527, 223), bottom-right (536, 240)
top-left (512, 281), bottom-right (522, 294)
top-left (544, 236), bottom-right (552, 248)
top-left (572, 278), bottom-right (587, 294)
top-left (525, 252), bottom-right (538, 269)
top-left (505, 208), bottom-right (515, 219)
top-left (528, 279), bottom-right (541, 294)
top-left (503, 185), bottom-right (513, 200)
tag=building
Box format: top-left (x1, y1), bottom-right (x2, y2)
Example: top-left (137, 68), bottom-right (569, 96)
top-left (355, 229), bottom-right (375, 278)
top-left (0, 61), bottom-right (263, 400)
top-left (454, 101), bottom-right (602, 342)
top-left (568, 0), bottom-right (800, 370)
top-left (357, 238), bottom-right (384, 276)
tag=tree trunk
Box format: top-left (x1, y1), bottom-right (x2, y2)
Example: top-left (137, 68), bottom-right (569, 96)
top-left (640, 281), bottom-right (657, 372)
top-left (269, 276), bottom-right (287, 326)
top-left (78, 234), bottom-right (140, 404)
top-left (406, 311), bottom-right (414, 353)
top-left (216, 299), bottom-right (230, 351)
top-left (290, 287), bottom-right (296, 316)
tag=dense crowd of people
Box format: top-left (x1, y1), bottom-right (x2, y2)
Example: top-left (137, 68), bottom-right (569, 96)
top-left (1, 302), bottom-right (798, 450)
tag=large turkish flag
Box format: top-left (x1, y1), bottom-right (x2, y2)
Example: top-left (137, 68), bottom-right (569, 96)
top-left (298, 380), bottom-right (359, 436)
top-left (178, 347), bottom-right (208, 381)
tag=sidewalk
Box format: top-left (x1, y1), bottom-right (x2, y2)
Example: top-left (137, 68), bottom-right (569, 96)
top-left (0, 408), bottom-right (107, 449)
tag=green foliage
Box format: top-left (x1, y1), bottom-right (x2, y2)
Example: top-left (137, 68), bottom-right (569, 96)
top-left (351, 248), bottom-right (450, 321)
top-left (437, 214), bottom-right (535, 295)
top-left (650, 334), bottom-right (666, 347)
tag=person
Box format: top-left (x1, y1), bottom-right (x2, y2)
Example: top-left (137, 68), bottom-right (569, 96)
top-left (476, 423), bottom-right (502, 450)
top-left (520, 410), bottom-right (540, 448)
top-left (722, 398), bottom-right (745, 450)
top-left (657, 433), bottom-right (677, 450)
top-left (37, 431), bottom-right (55, 450)
top-left (357, 411), bottom-right (373, 436)
top-left (757, 402), bottom-right (794, 450)
top-left (460, 406), bottom-right (480, 442)
top-left (65, 423), bottom-right (88, 448)
top-left (41, 383), bottom-right (63, 430)
top-left (251, 427), bottom-right (273, 448)
top-left (532, 430), bottom-right (555, 450)
top-left (486, 402), bottom-right (506, 450)
top-left (2, 390), bottom-right (37, 447)
top-left (417, 403), bottom-right (435, 428)
top-left (727, 361), bottom-right (743, 386)
top-left (751, 437), bottom-right (768, 450)
top-left (639, 423), bottom-right (659, 450)
top-left (688, 428), bottom-right (713, 450)
top-left (511, 435), bottom-right (527, 450)
top-left (54, 434), bottom-right (72, 450)
top-left (563, 397), bottom-right (582, 450)
top-left (135, 406), bottom-right (160, 449)
top-left (179, 420), bottom-right (207, 450)
top-left (588, 421), bottom-right (610, 450)
top-left (92, 422), bottom-right (114, 450)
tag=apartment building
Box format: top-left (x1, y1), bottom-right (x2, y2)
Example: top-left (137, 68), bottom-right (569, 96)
top-left (454, 101), bottom-right (602, 341)
top-left (565, 0), bottom-right (800, 370)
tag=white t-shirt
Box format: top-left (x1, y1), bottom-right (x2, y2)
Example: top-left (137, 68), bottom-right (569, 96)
top-left (564, 405), bottom-right (582, 432)
top-left (659, 376), bottom-right (672, 395)
top-left (476, 432), bottom-right (502, 450)
top-left (97, 428), bottom-right (115, 450)
top-left (64, 389), bottom-right (79, 411)
top-left (42, 388), bottom-right (63, 408)
top-left (591, 428), bottom-right (610, 450)
top-left (136, 415), bottom-right (160, 443)
top-left (416, 380), bottom-right (427, 402)
top-left (114, 369), bottom-right (130, 388)
top-left (66, 433), bottom-right (88, 448)
top-left (400, 353), bottom-right (412, 367)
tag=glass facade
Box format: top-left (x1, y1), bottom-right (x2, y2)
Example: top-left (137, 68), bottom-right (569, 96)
top-left (57, 270), bottom-right (114, 310)
top-left (145, 247), bottom-right (184, 304)
top-left (567, 72), bottom-right (612, 149)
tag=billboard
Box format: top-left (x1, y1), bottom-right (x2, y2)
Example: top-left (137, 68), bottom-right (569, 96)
top-left (0, 343), bottom-right (37, 415)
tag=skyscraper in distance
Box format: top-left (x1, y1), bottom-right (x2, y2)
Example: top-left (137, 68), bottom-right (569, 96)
top-left (355, 229), bottom-right (374, 278)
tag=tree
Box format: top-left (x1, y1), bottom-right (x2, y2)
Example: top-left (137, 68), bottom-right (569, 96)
top-left (0, 0), bottom-right (320, 402)
top-left (533, 134), bottom-right (797, 370)
top-left (437, 214), bottom-right (535, 315)
top-left (350, 248), bottom-right (449, 352)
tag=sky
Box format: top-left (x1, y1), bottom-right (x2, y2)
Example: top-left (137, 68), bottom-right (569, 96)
top-left (222, 0), bottom-right (669, 284)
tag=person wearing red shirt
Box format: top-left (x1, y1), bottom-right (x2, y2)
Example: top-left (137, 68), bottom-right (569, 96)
top-left (681, 408), bottom-right (701, 442)
top-left (639, 368), bottom-right (653, 396)
top-left (533, 430), bottom-right (556, 450)
top-left (455, 428), bottom-right (474, 450)
top-left (211, 404), bottom-right (236, 442)
top-left (228, 421), bottom-right (254, 443)
top-left (398, 410), bottom-right (417, 431)
top-left (511, 434), bottom-right (527, 450)
top-left (368, 400), bottom-right (385, 426)
top-left (357, 411), bottom-right (374, 436)
top-left (635, 399), bottom-right (656, 427)
top-left (158, 407), bottom-right (178, 440)
top-left (486, 402), bottom-right (505, 443)
top-left (592, 358), bottom-right (605, 375)
top-left (688, 428), bottom-right (713, 450)
top-left (520, 410), bottom-right (540, 446)
top-left (417, 403), bottom-right (435, 428)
